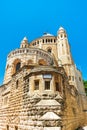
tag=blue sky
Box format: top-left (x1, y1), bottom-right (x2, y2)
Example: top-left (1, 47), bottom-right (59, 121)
top-left (0, 0), bottom-right (87, 85)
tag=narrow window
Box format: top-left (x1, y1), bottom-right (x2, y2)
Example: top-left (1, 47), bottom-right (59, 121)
top-left (37, 41), bottom-right (39, 44)
top-left (72, 76), bottom-right (74, 81)
top-left (69, 76), bottom-right (71, 80)
top-left (34, 80), bottom-right (39, 90)
top-left (16, 80), bottom-right (19, 89)
top-left (45, 81), bottom-right (50, 90)
top-left (48, 39), bottom-right (50, 42)
top-left (16, 62), bottom-right (21, 72)
top-left (15, 126), bottom-right (18, 130)
top-left (79, 77), bottom-right (81, 81)
top-left (46, 39), bottom-right (47, 43)
top-left (55, 82), bottom-right (60, 91)
top-left (61, 34), bottom-right (63, 38)
top-left (51, 39), bottom-right (52, 42)
top-left (43, 39), bottom-right (44, 43)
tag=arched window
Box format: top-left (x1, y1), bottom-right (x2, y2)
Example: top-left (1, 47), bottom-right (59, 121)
top-left (54, 39), bottom-right (56, 42)
top-left (16, 80), bottom-right (19, 89)
top-left (16, 62), bottom-right (21, 72)
top-left (47, 48), bottom-right (52, 53)
top-left (43, 39), bottom-right (44, 43)
top-left (12, 59), bottom-right (21, 74)
top-left (7, 125), bottom-right (9, 130)
top-left (60, 34), bottom-right (63, 38)
top-left (47, 47), bottom-right (52, 54)
top-left (46, 39), bottom-right (47, 43)
top-left (38, 59), bottom-right (47, 65)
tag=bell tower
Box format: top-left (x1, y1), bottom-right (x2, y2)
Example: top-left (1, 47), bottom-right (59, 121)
top-left (57, 27), bottom-right (73, 65)
top-left (57, 27), bottom-right (77, 88)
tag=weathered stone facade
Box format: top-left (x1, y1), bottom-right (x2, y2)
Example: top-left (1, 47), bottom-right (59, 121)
top-left (0, 27), bottom-right (87, 130)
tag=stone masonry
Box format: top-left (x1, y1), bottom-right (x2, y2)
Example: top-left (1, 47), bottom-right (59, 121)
top-left (0, 27), bottom-right (87, 130)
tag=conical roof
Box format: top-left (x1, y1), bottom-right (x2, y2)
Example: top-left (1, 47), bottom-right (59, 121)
top-left (20, 36), bottom-right (29, 48)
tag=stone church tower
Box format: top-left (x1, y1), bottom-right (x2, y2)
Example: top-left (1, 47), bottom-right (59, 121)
top-left (0, 27), bottom-right (87, 130)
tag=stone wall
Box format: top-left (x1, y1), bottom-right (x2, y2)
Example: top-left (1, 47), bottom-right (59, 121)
top-left (0, 66), bottom-right (87, 130)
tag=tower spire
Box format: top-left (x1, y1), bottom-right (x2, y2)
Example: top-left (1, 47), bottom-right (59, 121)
top-left (20, 37), bottom-right (29, 48)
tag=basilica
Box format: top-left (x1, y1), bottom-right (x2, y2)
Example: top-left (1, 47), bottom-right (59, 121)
top-left (0, 27), bottom-right (87, 130)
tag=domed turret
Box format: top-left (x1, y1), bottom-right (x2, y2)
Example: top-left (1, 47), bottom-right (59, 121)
top-left (57, 26), bottom-right (72, 65)
top-left (59, 26), bottom-right (65, 32)
top-left (20, 37), bottom-right (29, 48)
top-left (57, 26), bottom-right (67, 39)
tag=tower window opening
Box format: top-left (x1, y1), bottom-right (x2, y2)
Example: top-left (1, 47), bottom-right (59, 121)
top-left (48, 39), bottom-right (50, 42)
top-left (37, 41), bottom-right (39, 44)
top-left (45, 81), bottom-right (50, 90)
top-left (61, 34), bottom-right (63, 38)
top-left (16, 62), bottom-right (21, 72)
top-left (51, 39), bottom-right (52, 42)
top-left (54, 39), bottom-right (56, 42)
top-left (43, 39), bottom-right (44, 43)
top-left (46, 39), bottom-right (47, 43)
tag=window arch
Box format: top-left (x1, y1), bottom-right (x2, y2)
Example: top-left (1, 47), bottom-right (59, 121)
top-left (12, 59), bottom-right (21, 74)
top-left (38, 59), bottom-right (47, 65)
top-left (28, 59), bottom-right (33, 64)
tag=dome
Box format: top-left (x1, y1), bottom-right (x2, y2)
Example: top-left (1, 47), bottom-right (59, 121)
top-left (42, 32), bottom-right (54, 37)
top-left (58, 26), bottom-right (66, 34)
top-left (59, 26), bottom-right (65, 31)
